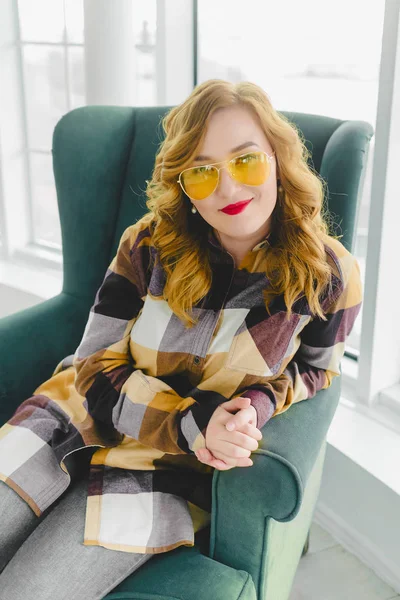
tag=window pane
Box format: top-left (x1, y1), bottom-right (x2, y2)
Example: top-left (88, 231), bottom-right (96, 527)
top-left (68, 46), bottom-right (85, 108)
top-left (198, 0), bottom-right (385, 355)
top-left (65, 0), bottom-right (84, 44)
top-left (18, 0), bottom-right (65, 43)
top-left (30, 152), bottom-right (62, 247)
top-left (22, 44), bottom-right (68, 151)
top-left (198, 0), bottom-right (384, 121)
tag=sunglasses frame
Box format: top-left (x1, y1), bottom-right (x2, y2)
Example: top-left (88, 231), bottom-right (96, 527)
top-left (177, 150), bottom-right (275, 201)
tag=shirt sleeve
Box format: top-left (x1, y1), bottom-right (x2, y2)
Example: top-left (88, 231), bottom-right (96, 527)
top-left (235, 251), bottom-right (363, 430)
top-left (72, 223), bottom-right (211, 455)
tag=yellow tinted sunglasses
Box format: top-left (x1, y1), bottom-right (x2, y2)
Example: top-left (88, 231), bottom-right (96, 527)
top-left (177, 150), bottom-right (275, 201)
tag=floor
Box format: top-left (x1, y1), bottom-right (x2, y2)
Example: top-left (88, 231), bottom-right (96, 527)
top-left (0, 282), bottom-right (43, 319)
top-left (290, 522), bottom-right (399, 600)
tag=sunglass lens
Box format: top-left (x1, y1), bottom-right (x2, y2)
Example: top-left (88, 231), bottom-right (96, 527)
top-left (181, 166), bottom-right (218, 200)
top-left (230, 152), bottom-right (270, 186)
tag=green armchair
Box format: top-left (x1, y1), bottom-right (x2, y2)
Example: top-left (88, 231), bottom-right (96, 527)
top-left (0, 105), bottom-right (373, 600)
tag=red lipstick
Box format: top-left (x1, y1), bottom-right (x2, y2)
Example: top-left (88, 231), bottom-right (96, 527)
top-left (220, 198), bottom-right (252, 215)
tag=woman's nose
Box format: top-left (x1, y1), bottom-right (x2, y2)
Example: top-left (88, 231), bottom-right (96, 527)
top-left (216, 166), bottom-right (241, 197)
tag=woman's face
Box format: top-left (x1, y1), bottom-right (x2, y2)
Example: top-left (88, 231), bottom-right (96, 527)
top-left (188, 105), bottom-right (278, 245)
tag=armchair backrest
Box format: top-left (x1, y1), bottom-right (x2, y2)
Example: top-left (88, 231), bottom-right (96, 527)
top-left (52, 106), bottom-right (374, 304)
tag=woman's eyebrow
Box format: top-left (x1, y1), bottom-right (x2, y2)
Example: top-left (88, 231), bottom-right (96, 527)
top-left (193, 141), bottom-right (259, 162)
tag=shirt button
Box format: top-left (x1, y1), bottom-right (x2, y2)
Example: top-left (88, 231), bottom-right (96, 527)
top-left (193, 356), bottom-right (201, 365)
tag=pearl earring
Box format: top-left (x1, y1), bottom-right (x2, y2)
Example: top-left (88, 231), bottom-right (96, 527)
top-left (191, 205), bottom-right (197, 214)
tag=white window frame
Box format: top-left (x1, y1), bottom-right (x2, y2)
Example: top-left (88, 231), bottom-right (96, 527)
top-left (356, 0), bottom-right (400, 415)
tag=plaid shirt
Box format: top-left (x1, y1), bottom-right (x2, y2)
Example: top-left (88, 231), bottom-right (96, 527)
top-left (0, 217), bottom-right (362, 554)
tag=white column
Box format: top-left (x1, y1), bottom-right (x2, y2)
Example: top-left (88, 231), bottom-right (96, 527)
top-left (83, 0), bottom-right (136, 105)
top-left (156, 0), bottom-right (195, 105)
top-left (357, 0), bottom-right (400, 407)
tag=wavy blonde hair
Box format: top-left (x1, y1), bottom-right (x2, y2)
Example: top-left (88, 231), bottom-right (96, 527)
top-left (138, 79), bottom-right (340, 329)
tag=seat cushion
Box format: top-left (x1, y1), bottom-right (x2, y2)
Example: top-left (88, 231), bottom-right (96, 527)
top-left (105, 530), bottom-right (256, 600)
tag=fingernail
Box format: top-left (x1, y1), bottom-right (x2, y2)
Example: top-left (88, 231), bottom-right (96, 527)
top-left (226, 422), bottom-right (235, 431)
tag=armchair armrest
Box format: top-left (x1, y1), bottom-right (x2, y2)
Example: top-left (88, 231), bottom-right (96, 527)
top-left (0, 292), bottom-right (91, 424)
top-left (208, 373), bottom-right (342, 594)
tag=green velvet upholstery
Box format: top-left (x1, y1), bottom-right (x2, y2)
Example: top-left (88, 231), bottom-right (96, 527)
top-left (0, 105), bottom-right (374, 599)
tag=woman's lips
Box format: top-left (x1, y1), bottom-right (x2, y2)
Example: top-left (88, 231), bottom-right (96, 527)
top-left (220, 198), bottom-right (253, 215)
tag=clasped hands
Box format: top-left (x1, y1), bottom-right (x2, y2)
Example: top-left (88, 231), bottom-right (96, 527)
top-left (194, 397), bottom-right (263, 470)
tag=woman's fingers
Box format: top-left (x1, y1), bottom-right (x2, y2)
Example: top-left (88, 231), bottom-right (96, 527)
top-left (196, 448), bottom-right (217, 463)
top-left (221, 430), bottom-right (260, 452)
top-left (215, 443), bottom-right (252, 459)
top-left (241, 422), bottom-right (263, 441)
top-left (195, 449), bottom-right (234, 470)
top-left (222, 455), bottom-right (253, 467)
top-left (200, 447), bottom-right (243, 464)
top-left (206, 458), bottom-right (234, 470)
top-left (195, 448), bottom-right (253, 469)
top-left (225, 405), bottom-right (257, 431)
top-left (207, 454), bottom-right (253, 468)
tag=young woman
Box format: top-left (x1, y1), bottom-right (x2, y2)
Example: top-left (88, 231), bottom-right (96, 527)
top-left (0, 79), bottom-right (362, 599)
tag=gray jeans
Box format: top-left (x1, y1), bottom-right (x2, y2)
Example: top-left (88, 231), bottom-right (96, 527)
top-left (0, 456), bottom-right (154, 600)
